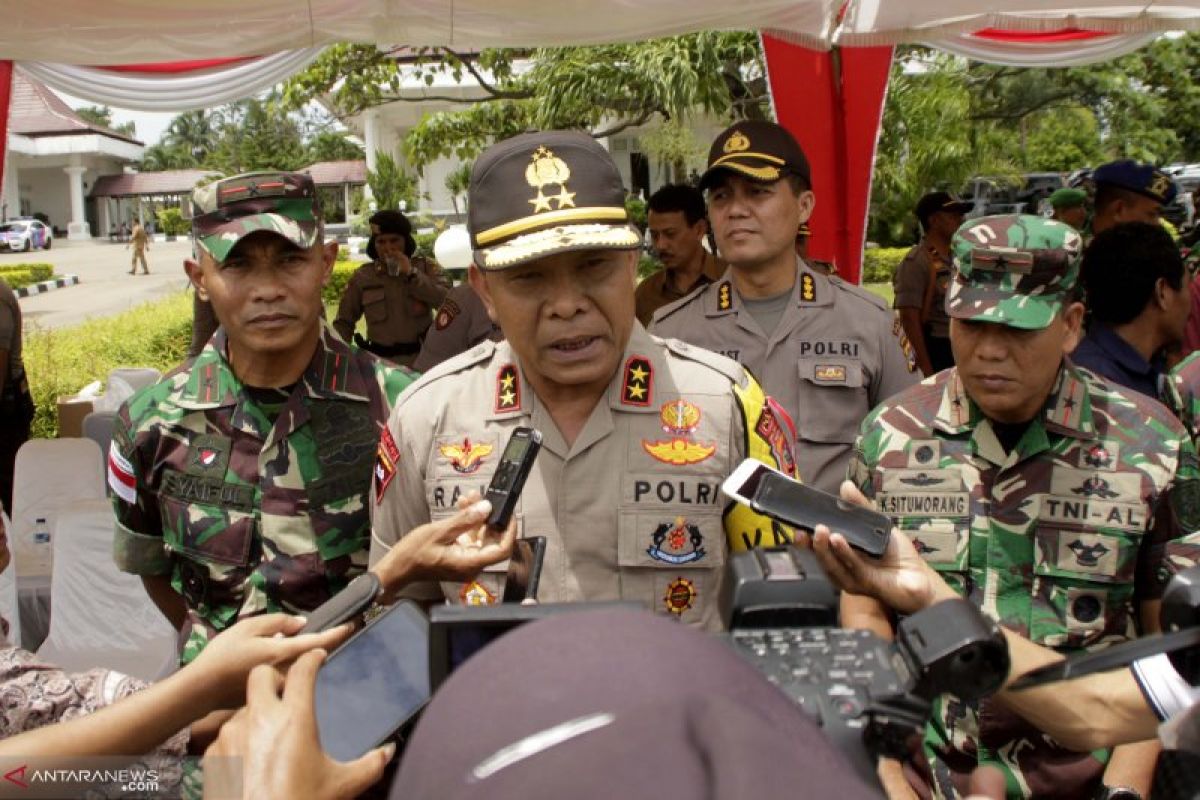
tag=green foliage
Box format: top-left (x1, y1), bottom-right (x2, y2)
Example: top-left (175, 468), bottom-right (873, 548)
top-left (412, 231), bottom-right (438, 259)
top-left (206, 99), bottom-right (309, 174)
top-left (0, 263), bottom-right (52, 280)
top-left (74, 105), bottom-right (137, 138)
top-left (444, 162), bottom-right (472, 215)
top-left (625, 196), bottom-right (648, 231)
top-left (637, 255), bottom-right (660, 280)
top-left (155, 207), bottom-right (190, 237)
top-left (639, 120), bottom-right (706, 184)
top-left (860, 248), bottom-right (910, 284)
top-left (322, 259), bottom-right (367, 307)
top-left (367, 151), bottom-right (420, 212)
top-left (307, 130), bottom-right (365, 162)
top-left (285, 34), bottom-right (767, 173)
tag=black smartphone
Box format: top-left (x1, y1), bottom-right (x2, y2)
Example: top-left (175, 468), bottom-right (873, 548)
top-left (501, 536), bottom-right (547, 603)
top-left (484, 427), bottom-right (542, 530)
top-left (298, 573), bottom-right (381, 635)
top-left (313, 600), bottom-right (429, 763)
top-left (721, 459), bottom-right (892, 557)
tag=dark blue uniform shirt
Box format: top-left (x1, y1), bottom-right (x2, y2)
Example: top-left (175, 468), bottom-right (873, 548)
top-left (1070, 323), bottom-right (1165, 401)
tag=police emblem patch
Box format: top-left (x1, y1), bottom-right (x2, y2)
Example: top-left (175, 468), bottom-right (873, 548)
top-left (643, 439), bottom-right (717, 466)
top-left (439, 437), bottom-right (494, 474)
top-left (622, 356), bottom-right (653, 407)
top-left (1079, 443), bottom-right (1116, 470)
top-left (435, 298), bottom-right (461, 331)
top-left (754, 397), bottom-right (797, 477)
top-left (460, 580), bottom-right (497, 606)
top-left (373, 427), bottom-right (401, 504)
top-left (659, 399), bottom-right (701, 435)
top-left (814, 364), bottom-right (846, 383)
top-left (496, 364), bottom-right (521, 413)
top-left (647, 517), bottom-right (706, 565)
top-left (664, 577), bottom-right (697, 616)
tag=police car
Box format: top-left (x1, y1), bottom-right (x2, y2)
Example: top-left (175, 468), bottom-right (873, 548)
top-left (0, 219), bottom-right (52, 252)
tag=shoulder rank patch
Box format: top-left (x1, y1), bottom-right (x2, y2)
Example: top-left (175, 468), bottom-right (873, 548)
top-left (439, 437), bottom-right (494, 474)
top-left (435, 298), bottom-right (461, 331)
top-left (800, 273), bottom-right (816, 302)
top-left (496, 364), bottom-right (521, 413)
top-left (373, 427), bottom-right (401, 504)
top-left (622, 356), bottom-right (653, 406)
top-left (755, 397), bottom-right (797, 476)
top-left (894, 322), bottom-right (918, 372)
top-left (664, 577), bottom-right (697, 616)
top-left (717, 281), bottom-right (733, 311)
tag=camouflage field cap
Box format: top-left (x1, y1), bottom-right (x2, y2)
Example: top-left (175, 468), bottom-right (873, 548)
top-left (191, 171), bottom-right (321, 262)
top-left (468, 131), bottom-right (641, 270)
top-left (946, 214), bottom-right (1083, 330)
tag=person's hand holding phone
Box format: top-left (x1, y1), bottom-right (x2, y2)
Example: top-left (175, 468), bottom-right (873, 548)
top-left (372, 491), bottom-right (517, 603)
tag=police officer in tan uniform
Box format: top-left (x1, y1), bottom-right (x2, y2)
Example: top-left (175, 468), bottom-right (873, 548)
top-left (412, 282), bottom-right (502, 373)
top-left (651, 121), bottom-right (919, 494)
top-left (370, 131), bottom-right (797, 629)
top-left (333, 210), bottom-right (450, 366)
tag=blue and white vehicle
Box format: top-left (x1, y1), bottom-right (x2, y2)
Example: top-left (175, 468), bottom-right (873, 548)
top-left (0, 219), bottom-right (52, 252)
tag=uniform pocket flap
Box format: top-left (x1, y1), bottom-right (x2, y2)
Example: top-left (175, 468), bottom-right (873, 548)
top-left (618, 510), bottom-right (725, 569)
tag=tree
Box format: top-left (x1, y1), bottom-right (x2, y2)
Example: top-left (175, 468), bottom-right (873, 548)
top-left (74, 105), bottom-right (136, 138)
top-left (367, 151), bottom-right (420, 212)
top-left (205, 99), bottom-right (309, 175)
top-left (282, 34), bottom-right (768, 172)
top-left (444, 162), bottom-right (471, 216)
top-left (307, 130), bottom-right (365, 163)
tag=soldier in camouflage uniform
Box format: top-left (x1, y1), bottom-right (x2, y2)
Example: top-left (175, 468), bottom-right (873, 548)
top-left (843, 214), bottom-right (1200, 799)
top-left (110, 172), bottom-right (417, 664)
top-left (1165, 351), bottom-right (1200, 445)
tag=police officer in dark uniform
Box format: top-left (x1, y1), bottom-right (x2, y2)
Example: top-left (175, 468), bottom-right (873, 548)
top-left (334, 210), bottom-right (450, 366)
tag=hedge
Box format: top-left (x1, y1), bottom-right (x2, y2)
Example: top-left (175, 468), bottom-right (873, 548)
top-left (0, 263), bottom-right (53, 290)
top-left (861, 247), bottom-right (911, 284)
top-left (26, 259), bottom-right (365, 438)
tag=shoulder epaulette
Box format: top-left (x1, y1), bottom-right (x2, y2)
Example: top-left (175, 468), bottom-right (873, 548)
top-left (400, 339), bottom-right (497, 398)
top-left (659, 336), bottom-right (748, 387)
top-left (832, 278), bottom-right (890, 312)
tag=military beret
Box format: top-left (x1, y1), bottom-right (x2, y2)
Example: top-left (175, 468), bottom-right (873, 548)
top-left (191, 171), bottom-right (320, 263)
top-left (1048, 187), bottom-right (1087, 209)
top-left (1093, 160), bottom-right (1177, 205)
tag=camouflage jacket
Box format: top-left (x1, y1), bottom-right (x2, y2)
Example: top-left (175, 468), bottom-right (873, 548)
top-left (850, 361), bottom-right (1200, 798)
top-left (111, 323), bottom-right (415, 663)
top-left (1165, 350), bottom-right (1200, 446)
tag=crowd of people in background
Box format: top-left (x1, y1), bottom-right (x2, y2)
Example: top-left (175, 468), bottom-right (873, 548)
top-left (2, 118), bottom-right (1200, 800)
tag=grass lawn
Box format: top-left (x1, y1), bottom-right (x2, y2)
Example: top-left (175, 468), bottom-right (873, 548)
top-left (863, 282), bottom-right (893, 305)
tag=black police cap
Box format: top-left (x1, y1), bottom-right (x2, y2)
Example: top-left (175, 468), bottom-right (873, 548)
top-left (699, 120), bottom-right (812, 192)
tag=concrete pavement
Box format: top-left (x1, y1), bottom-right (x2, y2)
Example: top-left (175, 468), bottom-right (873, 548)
top-left (6, 238), bottom-right (194, 331)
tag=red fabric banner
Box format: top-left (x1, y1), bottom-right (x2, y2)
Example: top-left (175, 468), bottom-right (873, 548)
top-left (762, 36), bottom-right (893, 284)
top-left (0, 61), bottom-right (11, 214)
top-left (974, 27), bottom-right (1108, 43)
top-left (98, 57), bottom-right (255, 74)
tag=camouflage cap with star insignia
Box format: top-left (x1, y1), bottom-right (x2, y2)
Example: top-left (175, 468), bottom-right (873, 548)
top-left (946, 214), bottom-right (1083, 330)
top-left (190, 171), bottom-right (321, 262)
top-left (468, 131), bottom-right (641, 270)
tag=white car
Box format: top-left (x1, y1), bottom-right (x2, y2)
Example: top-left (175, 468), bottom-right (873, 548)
top-left (0, 219), bottom-right (52, 251)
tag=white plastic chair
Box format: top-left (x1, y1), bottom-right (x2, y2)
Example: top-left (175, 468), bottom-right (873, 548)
top-left (0, 511), bottom-right (19, 648)
top-left (10, 438), bottom-right (104, 579)
top-left (82, 412), bottom-right (117, 470)
top-left (107, 368), bottom-right (161, 394)
top-left (36, 499), bottom-right (178, 682)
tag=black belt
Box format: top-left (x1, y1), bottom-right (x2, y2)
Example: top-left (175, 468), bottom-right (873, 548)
top-left (363, 339), bottom-right (421, 357)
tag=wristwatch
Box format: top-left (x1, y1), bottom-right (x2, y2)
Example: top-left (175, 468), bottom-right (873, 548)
top-left (1095, 786), bottom-right (1142, 800)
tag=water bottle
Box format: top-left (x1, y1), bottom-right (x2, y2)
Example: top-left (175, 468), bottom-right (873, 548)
top-left (30, 517), bottom-right (51, 573)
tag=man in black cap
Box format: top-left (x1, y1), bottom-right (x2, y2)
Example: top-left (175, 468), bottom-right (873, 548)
top-left (370, 130), bottom-right (795, 627)
top-left (651, 120), bottom-right (919, 494)
top-left (1091, 159), bottom-right (1178, 236)
top-left (893, 191), bottom-right (973, 376)
top-left (333, 210), bottom-right (450, 367)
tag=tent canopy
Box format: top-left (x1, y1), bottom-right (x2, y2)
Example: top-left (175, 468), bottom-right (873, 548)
top-left (7, 1), bottom-right (1200, 64)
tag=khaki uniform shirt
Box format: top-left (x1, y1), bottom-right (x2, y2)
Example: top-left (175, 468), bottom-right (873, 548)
top-left (333, 258), bottom-right (450, 348)
top-left (412, 283), bottom-right (502, 374)
top-left (634, 253), bottom-right (727, 326)
top-left (893, 238), bottom-right (952, 338)
top-left (651, 259), bottom-right (919, 493)
top-left (369, 324), bottom-right (798, 630)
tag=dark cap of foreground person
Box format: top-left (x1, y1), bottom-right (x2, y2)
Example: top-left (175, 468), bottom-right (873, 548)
top-left (392, 608), bottom-right (879, 800)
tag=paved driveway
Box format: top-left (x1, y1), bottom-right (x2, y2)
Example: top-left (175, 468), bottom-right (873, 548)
top-left (7, 239), bottom-right (194, 330)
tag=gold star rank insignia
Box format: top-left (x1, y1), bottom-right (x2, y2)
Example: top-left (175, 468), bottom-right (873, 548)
top-left (495, 364), bottom-right (521, 413)
top-left (717, 281), bottom-right (733, 311)
top-left (801, 273), bottom-right (816, 302)
top-left (622, 356), bottom-right (653, 407)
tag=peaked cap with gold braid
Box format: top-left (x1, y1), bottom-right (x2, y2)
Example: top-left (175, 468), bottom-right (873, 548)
top-left (699, 120), bottom-right (812, 192)
top-left (468, 131), bottom-right (641, 270)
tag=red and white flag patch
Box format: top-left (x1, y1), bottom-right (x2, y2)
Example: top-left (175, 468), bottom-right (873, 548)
top-left (107, 441), bottom-right (137, 504)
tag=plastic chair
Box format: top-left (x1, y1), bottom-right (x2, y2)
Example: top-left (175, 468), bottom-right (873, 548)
top-left (107, 368), bottom-right (161, 394)
top-left (82, 412), bottom-right (117, 470)
top-left (36, 499), bottom-right (178, 682)
top-left (10, 439), bottom-right (104, 579)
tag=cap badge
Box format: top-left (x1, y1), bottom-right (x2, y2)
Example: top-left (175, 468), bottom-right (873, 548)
top-left (1150, 173), bottom-right (1173, 200)
top-left (723, 131), bottom-right (751, 154)
top-left (525, 146), bottom-right (577, 214)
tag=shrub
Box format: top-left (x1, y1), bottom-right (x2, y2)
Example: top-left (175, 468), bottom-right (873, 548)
top-left (412, 231), bottom-right (437, 259)
top-left (322, 259), bottom-right (367, 307)
top-left (861, 247), bottom-right (911, 284)
top-left (156, 207), bottom-right (190, 237)
top-left (0, 263), bottom-right (53, 281)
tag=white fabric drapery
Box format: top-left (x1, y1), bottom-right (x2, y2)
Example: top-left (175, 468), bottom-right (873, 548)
top-left (925, 31), bottom-right (1159, 66)
top-left (21, 49), bottom-right (324, 112)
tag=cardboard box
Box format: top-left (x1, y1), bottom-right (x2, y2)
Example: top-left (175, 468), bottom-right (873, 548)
top-left (56, 396), bottom-right (94, 438)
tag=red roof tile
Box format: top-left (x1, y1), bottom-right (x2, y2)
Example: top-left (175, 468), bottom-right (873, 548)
top-left (301, 160), bottom-right (367, 186)
top-left (91, 170), bottom-right (219, 197)
top-left (8, 68), bottom-right (142, 145)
